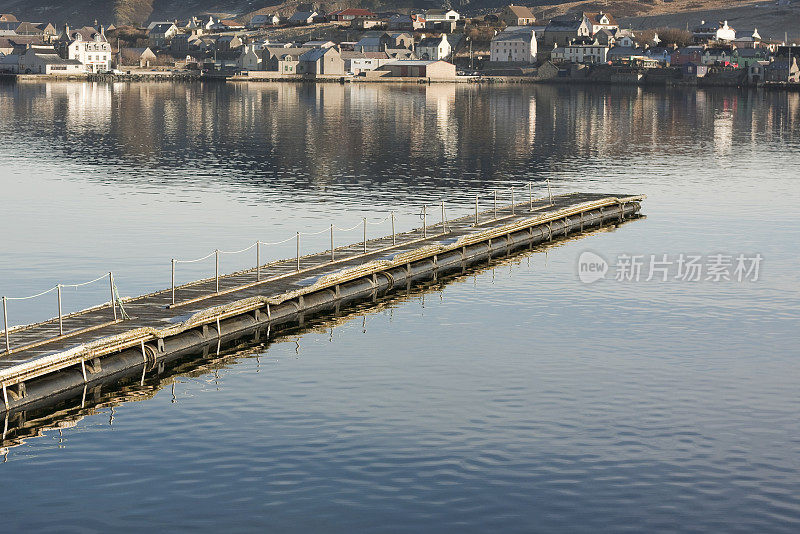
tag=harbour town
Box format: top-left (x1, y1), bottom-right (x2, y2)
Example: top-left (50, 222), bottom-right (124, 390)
top-left (1, 4), bottom-right (799, 86)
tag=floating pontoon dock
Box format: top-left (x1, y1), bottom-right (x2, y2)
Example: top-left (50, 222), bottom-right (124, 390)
top-left (0, 192), bottom-right (644, 412)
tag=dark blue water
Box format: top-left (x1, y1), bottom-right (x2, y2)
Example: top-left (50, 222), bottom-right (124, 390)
top-left (1, 81), bottom-right (799, 532)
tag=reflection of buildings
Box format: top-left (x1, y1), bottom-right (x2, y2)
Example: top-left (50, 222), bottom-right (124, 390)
top-left (425, 84), bottom-right (457, 158)
top-left (1, 82), bottom-right (799, 193)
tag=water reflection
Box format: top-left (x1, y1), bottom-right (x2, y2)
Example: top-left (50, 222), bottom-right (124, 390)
top-left (0, 223), bottom-right (623, 455)
top-left (2, 82), bottom-right (799, 197)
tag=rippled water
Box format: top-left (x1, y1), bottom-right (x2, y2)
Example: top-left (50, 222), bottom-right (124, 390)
top-left (1, 81), bottom-right (799, 532)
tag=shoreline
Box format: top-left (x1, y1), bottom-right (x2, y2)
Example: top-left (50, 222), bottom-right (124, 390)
top-left (2, 71), bottom-right (798, 91)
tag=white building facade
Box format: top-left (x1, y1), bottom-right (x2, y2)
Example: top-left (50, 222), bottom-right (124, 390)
top-left (490, 27), bottom-right (537, 63)
top-left (551, 43), bottom-right (609, 64)
top-left (417, 35), bottom-right (451, 61)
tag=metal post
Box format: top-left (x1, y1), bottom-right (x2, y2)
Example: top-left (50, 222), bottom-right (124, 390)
top-left (296, 233), bottom-right (300, 271)
top-left (57, 284), bottom-right (63, 336)
top-left (511, 188), bottom-right (515, 215)
top-left (215, 250), bottom-right (220, 293)
top-left (256, 241), bottom-right (261, 281)
top-left (423, 205), bottom-right (427, 238)
top-left (494, 191), bottom-right (497, 219)
top-left (330, 224), bottom-right (335, 261)
top-left (475, 194), bottom-right (479, 226)
top-left (2, 296), bottom-right (9, 354)
top-left (363, 218), bottom-right (367, 254)
top-left (529, 182), bottom-right (533, 211)
top-left (109, 272), bottom-right (117, 321)
top-left (547, 178), bottom-right (553, 204)
top-left (391, 212), bottom-right (396, 245)
top-left (171, 259), bottom-right (176, 304)
top-left (441, 201), bottom-right (446, 232)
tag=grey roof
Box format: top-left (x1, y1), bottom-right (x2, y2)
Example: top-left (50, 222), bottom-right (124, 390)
top-left (608, 46), bottom-right (644, 57)
top-left (355, 36), bottom-right (383, 47)
top-left (265, 46), bottom-right (312, 59)
top-left (383, 59), bottom-right (442, 66)
top-left (34, 53), bottom-right (82, 65)
top-left (493, 27), bottom-right (535, 42)
top-left (735, 48), bottom-right (767, 57)
top-left (299, 47), bottom-right (336, 62)
top-left (340, 50), bottom-right (389, 59)
top-left (418, 36), bottom-right (444, 47)
top-left (149, 23), bottom-right (175, 34)
top-left (288, 11), bottom-right (315, 21)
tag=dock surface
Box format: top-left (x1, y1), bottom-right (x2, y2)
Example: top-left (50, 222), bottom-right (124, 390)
top-left (0, 192), bottom-right (644, 410)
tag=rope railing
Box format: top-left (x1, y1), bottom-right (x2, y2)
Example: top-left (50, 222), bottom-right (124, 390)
top-left (2, 180), bottom-right (558, 354)
top-left (167, 180), bottom-right (558, 304)
top-left (2, 271), bottom-right (121, 355)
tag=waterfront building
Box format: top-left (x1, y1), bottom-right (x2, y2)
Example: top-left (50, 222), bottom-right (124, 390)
top-left (341, 51), bottom-right (391, 74)
top-left (551, 42), bottom-right (609, 64)
top-left (374, 59), bottom-right (456, 79)
top-left (733, 47), bottom-right (770, 68)
top-left (417, 35), bottom-right (451, 61)
top-left (765, 58), bottom-right (800, 83)
top-left (298, 46), bottom-right (345, 75)
top-left (55, 25), bottom-right (111, 72)
top-left (490, 27), bottom-right (537, 63)
top-left (19, 44), bottom-right (85, 74)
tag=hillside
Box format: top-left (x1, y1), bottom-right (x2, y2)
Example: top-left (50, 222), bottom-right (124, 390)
top-left (1, 0), bottom-right (798, 39)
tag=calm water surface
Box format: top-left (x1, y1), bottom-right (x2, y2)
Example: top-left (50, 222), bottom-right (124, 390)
top-left (0, 81), bottom-right (799, 532)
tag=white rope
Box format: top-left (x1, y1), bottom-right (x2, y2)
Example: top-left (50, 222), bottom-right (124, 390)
top-left (61, 273), bottom-right (109, 288)
top-left (6, 285), bottom-right (58, 301)
top-left (175, 250), bottom-right (216, 264)
top-left (6, 271), bottom-right (112, 301)
top-left (334, 222), bottom-right (362, 232)
top-left (365, 214), bottom-right (392, 225)
top-left (219, 242), bottom-right (257, 255)
top-left (299, 227), bottom-right (330, 237)
top-left (258, 234), bottom-right (297, 246)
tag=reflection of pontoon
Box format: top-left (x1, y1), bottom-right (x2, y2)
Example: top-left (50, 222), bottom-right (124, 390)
top-left (0, 201), bottom-right (645, 456)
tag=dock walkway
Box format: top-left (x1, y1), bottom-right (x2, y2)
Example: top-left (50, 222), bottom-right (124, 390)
top-left (0, 192), bottom-right (644, 411)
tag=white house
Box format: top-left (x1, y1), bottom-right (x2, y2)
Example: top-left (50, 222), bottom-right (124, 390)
top-left (19, 45), bottom-right (85, 74)
top-left (249, 14), bottom-right (280, 28)
top-left (288, 11), bottom-right (317, 26)
top-left (490, 26), bottom-right (537, 63)
top-left (148, 23), bottom-right (178, 47)
top-left (237, 44), bottom-right (262, 69)
top-left (693, 20), bottom-right (736, 42)
top-left (416, 34), bottom-right (451, 61)
top-left (424, 9), bottom-right (460, 22)
top-left (55, 26), bottom-right (112, 73)
top-left (582, 12), bottom-right (618, 35)
top-left (341, 51), bottom-right (391, 74)
top-left (551, 42), bottom-right (609, 64)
